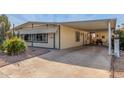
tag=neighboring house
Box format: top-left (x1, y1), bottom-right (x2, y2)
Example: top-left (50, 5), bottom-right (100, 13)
top-left (14, 19), bottom-right (116, 54)
top-left (120, 28), bottom-right (124, 32)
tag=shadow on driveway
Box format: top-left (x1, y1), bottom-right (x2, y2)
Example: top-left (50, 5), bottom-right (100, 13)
top-left (40, 46), bottom-right (111, 71)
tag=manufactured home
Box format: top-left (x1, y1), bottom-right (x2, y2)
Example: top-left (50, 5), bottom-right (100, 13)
top-left (14, 19), bottom-right (116, 55)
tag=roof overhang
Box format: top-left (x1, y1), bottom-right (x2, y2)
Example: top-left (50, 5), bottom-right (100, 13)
top-left (14, 19), bottom-right (116, 32)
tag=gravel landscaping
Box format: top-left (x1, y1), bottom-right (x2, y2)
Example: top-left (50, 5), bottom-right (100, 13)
top-left (0, 47), bottom-right (50, 67)
top-left (112, 51), bottom-right (124, 78)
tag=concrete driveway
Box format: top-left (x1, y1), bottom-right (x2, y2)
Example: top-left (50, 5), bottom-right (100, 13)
top-left (0, 46), bottom-right (111, 78)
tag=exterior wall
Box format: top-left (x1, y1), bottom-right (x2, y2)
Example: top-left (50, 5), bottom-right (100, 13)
top-left (20, 29), bottom-right (60, 49)
top-left (60, 25), bottom-right (89, 49)
top-left (15, 24), bottom-right (59, 49)
top-left (15, 22), bottom-right (109, 49)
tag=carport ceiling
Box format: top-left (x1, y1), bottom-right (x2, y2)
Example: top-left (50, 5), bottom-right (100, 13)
top-left (61, 19), bottom-right (116, 31)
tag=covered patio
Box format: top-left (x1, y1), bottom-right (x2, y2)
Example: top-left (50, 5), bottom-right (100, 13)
top-left (61, 19), bottom-right (116, 55)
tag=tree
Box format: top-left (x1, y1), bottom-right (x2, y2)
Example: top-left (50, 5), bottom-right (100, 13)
top-left (0, 14), bottom-right (11, 44)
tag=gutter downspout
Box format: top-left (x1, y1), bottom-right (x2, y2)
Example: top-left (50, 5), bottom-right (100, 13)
top-left (53, 33), bottom-right (55, 48)
top-left (59, 25), bottom-right (61, 50)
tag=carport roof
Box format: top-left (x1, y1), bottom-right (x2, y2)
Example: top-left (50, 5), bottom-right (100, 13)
top-left (14, 19), bottom-right (116, 31)
top-left (61, 19), bottom-right (116, 31)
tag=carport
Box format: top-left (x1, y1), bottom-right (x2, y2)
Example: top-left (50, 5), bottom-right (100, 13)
top-left (62, 19), bottom-right (116, 55)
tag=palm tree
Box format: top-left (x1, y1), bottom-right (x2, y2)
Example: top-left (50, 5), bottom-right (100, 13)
top-left (0, 14), bottom-right (11, 44)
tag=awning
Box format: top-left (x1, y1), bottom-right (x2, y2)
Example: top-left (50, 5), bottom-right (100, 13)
top-left (15, 27), bottom-right (58, 34)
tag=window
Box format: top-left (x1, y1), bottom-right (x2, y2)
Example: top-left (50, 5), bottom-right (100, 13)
top-left (75, 32), bottom-right (80, 42)
top-left (23, 34), bottom-right (48, 43)
top-left (24, 34), bottom-right (32, 41)
top-left (36, 34), bottom-right (48, 43)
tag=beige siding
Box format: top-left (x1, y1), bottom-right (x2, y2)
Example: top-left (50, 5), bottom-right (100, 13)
top-left (60, 25), bottom-right (89, 49)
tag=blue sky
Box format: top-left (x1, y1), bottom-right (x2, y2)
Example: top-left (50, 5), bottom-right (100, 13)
top-left (6, 14), bottom-right (124, 27)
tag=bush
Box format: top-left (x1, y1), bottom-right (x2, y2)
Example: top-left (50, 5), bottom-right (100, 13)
top-left (1, 37), bottom-right (27, 55)
top-left (0, 44), bottom-right (5, 52)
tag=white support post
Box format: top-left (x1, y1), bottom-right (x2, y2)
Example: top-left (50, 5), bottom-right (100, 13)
top-left (108, 21), bottom-right (112, 55)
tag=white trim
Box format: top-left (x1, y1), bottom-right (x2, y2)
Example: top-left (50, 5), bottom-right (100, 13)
top-left (108, 21), bottom-right (112, 55)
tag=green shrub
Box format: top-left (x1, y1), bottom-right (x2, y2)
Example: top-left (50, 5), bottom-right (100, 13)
top-left (120, 31), bottom-right (124, 50)
top-left (2, 37), bottom-right (27, 55)
top-left (0, 44), bottom-right (5, 52)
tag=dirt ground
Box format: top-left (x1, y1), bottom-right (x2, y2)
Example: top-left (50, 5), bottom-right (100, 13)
top-left (0, 46), bottom-right (111, 78)
top-left (0, 47), bottom-right (49, 67)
